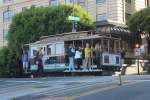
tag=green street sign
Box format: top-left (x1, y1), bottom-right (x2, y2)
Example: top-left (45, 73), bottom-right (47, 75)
top-left (68, 16), bottom-right (80, 22)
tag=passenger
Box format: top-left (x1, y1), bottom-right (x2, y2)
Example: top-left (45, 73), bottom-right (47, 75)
top-left (35, 51), bottom-right (44, 76)
top-left (39, 47), bottom-right (45, 56)
top-left (39, 47), bottom-right (44, 72)
top-left (65, 53), bottom-right (69, 67)
top-left (120, 48), bottom-right (126, 65)
top-left (84, 43), bottom-right (91, 70)
top-left (95, 43), bottom-right (102, 69)
top-left (67, 44), bottom-right (75, 71)
top-left (21, 51), bottom-right (29, 73)
top-left (82, 47), bottom-right (85, 70)
top-left (75, 46), bottom-right (82, 70)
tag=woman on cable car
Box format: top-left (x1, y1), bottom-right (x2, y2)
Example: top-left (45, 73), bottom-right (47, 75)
top-left (75, 46), bottom-right (82, 70)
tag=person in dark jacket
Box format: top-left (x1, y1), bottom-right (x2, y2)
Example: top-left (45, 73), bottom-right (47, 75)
top-left (35, 51), bottom-right (43, 76)
top-left (67, 44), bottom-right (75, 71)
top-left (21, 51), bottom-right (29, 73)
top-left (95, 43), bottom-right (103, 69)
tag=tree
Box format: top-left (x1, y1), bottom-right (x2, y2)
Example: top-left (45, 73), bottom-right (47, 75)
top-left (0, 47), bottom-right (10, 75)
top-left (128, 7), bottom-right (150, 34)
top-left (6, 4), bottom-right (94, 74)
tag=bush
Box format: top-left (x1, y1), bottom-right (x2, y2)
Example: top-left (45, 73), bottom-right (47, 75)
top-left (0, 47), bottom-right (10, 75)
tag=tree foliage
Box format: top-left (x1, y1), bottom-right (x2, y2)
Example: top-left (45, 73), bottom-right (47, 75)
top-left (4, 4), bottom-right (94, 75)
top-left (0, 47), bottom-right (9, 75)
top-left (128, 7), bottom-right (150, 34)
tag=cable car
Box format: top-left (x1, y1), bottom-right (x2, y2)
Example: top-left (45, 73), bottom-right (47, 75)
top-left (28, 31), bottom-right (121, 72)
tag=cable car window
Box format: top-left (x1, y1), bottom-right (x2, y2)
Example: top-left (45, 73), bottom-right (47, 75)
top-left (30, 46), bottom-right (38, 56)
top-left (55, 43), bottom-right (64, 55)
top-left (47, 44), bottom-right (55, 55)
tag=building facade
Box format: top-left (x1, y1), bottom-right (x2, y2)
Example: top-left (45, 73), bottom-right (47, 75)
top-left (0, 0), bottom-right (148, 47)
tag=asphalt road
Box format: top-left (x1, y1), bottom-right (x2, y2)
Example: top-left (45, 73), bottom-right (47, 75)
top-left (78, 80), bottom-right (150, 100)
top-left (0, 75), bottom-right (150, 100)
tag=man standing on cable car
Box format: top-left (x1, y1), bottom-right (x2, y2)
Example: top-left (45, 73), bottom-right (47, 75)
top-left (84, 43), bottom-right (92, 71)
top-left (67, 44), bottom-right (75, 72)
top-left (21, 51), bottom-right (29, 73)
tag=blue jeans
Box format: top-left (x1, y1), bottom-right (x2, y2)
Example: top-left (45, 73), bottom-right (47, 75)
top-left (69, 57), bottom-right (75, 71)
top-left (85, 58), bottom-right (91, 70)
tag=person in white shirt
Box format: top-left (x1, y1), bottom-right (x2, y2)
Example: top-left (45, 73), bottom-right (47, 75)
top-left (75, 46), bottom-right (82, 70)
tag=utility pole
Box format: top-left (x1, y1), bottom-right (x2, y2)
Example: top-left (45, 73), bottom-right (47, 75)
top-left (137, 55), bottom-right (140, 75)
top-left (72, 0), bottom-right (75, 32)
top-left (68, 0), bottom-right (80, 32)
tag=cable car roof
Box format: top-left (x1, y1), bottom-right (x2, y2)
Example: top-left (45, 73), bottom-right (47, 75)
top-left (29, 30), bottom-right (122, 46)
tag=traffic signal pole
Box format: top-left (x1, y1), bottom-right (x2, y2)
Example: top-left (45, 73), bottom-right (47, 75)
top-left (135, 44), bottom-right (140, 75)
top-left (67, 0), bottom-right (80, 32)
top-left (137, 56), bottom-right (140, 75)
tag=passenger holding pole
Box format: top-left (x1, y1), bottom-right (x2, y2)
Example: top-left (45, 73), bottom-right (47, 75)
top-left (35, 48), bottom-right (44, 75)
top-left (95, 43), bottom-right (102, 69)
top-left (67, 44), bottom-right (75, 72)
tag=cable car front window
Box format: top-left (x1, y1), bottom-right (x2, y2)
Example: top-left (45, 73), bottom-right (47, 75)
top-left (47, 44), bottom-right (55, 55)
top-left (30, 46), bottom-right (38, 57)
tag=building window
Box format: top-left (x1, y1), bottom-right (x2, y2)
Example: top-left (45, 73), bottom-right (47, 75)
top-left (3, 0), bottom-right (13, 3)
top-left (125, 0), bottom-right (131, 3)
top-left (96, 0), bottom-right (106, 4)
top-left (49, 0), bottom-right (58, 6)
top-left (78, 0), bottom-right (85, 3)
top-left (96, 13), bottom-right (107, 21)
top-left (65, 0), bottom-right (74, 4)
top-left (78, 0), bottom-right (85, 5)
top-left (3, 10), bottom-right (13, 21)
top-left (125, 13), bottom-right (131, 22)
top-left (3, 29), bottom-right (9, 39)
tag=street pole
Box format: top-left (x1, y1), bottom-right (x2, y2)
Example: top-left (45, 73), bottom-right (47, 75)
top-left (118, 74), bottom-right (122, 86)
top-left (137, 56), bottom-right (140, 75)
top-left (72, 0), bottom-right (75, 32)
top-left (135, 44), bottom-right (140, 75)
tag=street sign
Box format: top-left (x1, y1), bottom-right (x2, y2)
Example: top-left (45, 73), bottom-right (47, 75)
top-left (68, 16), bottom-right (80, 22)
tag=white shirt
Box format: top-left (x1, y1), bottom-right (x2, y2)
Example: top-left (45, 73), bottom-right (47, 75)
top-left (75, 50), bottom-right (82, 59)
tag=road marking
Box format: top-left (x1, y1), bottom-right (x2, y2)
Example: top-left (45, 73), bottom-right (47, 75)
top-left (133, 80), bottom-right (150, 82)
